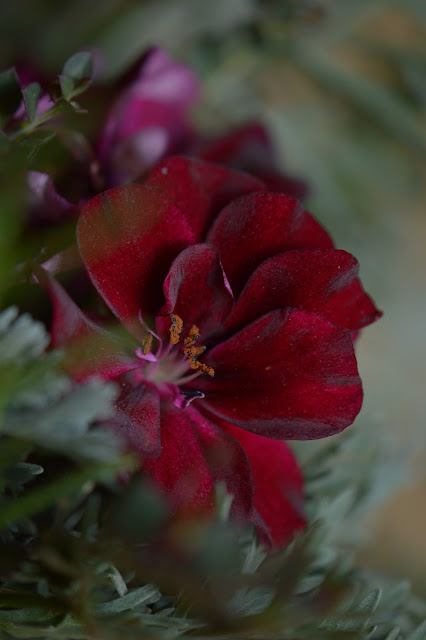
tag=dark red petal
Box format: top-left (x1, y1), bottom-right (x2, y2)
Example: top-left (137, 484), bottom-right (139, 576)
top-left (113, 380), bottom-right (161, 458)
top-left (143, 402), bottom-right (253, 521)
top-left (34, 264), bottom-right (91, 348)
top-left (35, 265), bottom-right (137, 380)
top-left (225, 249), bottom-right (382, 334)
top-left (192, 123), bottom-right (272, 165)
top-left (145, 156), bottom-right (265, 240)
top-left (251, 169), bottom-right (309, 201)
top-left (207, 192), bottom-right (334, 295)
top-left (163, 243), bottom-right (234, 337)
top-left (192, 122), bottom-right (309, 200)
top-left (197, 308), bottom-right (362, 440)
top-left (77, 184), bottom-right (195, 336)
top-left (220, 421), bottom-right (306, 548)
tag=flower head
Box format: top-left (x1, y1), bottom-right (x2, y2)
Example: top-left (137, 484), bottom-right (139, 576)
top-left (43, 156), bottom-right (381, 548)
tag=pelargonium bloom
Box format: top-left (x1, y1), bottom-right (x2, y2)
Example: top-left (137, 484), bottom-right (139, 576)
top-left (43, 156), bottom-right (380, 548)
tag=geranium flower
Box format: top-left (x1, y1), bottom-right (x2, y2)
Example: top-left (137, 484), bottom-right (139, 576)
top-left (41, 155), bottom-right (380, 548)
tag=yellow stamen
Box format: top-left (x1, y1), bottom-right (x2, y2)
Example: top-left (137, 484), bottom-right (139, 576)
top-left (168, 317), bottom-right (214, 377)
top-left (169, 313), bottom-right (183, 345)
top-left (142, 334), bottom-right (153, 355)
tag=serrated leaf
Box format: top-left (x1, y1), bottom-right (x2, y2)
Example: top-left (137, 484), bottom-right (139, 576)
top-left (96, 584), bottom-right (161, 614)
top-left (59, 74), bottom-right (74, 101)
top-left (22, 82), bottom-right (40, 121)
top-left (62, 52), bottom-right (93, 83)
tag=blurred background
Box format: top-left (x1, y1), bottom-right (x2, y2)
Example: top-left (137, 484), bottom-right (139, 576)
top-left (1, 0), bottom-right (425, 594)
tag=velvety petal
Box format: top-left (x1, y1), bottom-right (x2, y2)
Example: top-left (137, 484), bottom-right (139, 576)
top-left (220, 421), bottom-right (306, 548)
top-left (225, 249), bottom-right (382, 334)
top-left (252, 169), bottom-right (308, 201)
top-left (35, 265), bottom-right (137, 380)
top-left (113, 379), bottom-right (161, 457)
top-left (98, 48), bottom-right (199, 184)
top-left (143, 402), bottom-right (253, 521)
top-left (163, 243), bottom-right (234, 338)
top-left (192, 122), bottom-right (308, 200)
top-left (207, 192), bottom-right (334, 295)
top-left (77, 184), bottom-right (195, 336)
top-left (196, 308), bottom-right (362, 440)
top-left (145, 156), bottom-right (265, 240)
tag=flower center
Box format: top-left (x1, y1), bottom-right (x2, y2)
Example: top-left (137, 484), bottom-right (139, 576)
top-left (135, 314), bottom-right (214, 405)
top-left (169, 314), bottom-right (214, 377)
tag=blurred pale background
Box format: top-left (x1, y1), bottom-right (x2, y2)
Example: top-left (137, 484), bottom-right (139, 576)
top-left (0, 0), bottom-right (425, 593)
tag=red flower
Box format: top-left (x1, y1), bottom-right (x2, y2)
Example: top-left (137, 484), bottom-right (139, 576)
top-left (43, 156), bottom-right (380, 548)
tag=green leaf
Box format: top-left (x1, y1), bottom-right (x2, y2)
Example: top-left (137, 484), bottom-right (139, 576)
top-left (4, 462), bottom-right (44, 492)
top-left (0, 68), bottom-right (21, 127)
top-left (355, 588), bottom-right (381, 614)
top-left (0, 606), bottom-right (59, 625)
top-left (96, 585), bottom-right (161, 614)
top-left (59, 74), bottom-right (74, 101)
top-left (0, 456), bottom-right (133, 530)
top-left (62, 51), bottom-right (93, 83)
top-left (21, 82), bottom-right (40, 121)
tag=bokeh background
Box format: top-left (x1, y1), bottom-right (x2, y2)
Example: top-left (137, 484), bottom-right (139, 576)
top-left (1, 0), bottom-right (425, 593)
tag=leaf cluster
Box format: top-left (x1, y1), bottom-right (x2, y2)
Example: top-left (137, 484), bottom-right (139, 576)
top-left (0, 51), bottom-right (94, 171)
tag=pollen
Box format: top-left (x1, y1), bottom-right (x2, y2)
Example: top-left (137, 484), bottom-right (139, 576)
top-left (169, 317), bottom-right (214, 377)
top-left (169, 313), bottom-right (184, 345)
top-left (185, 324), bottom-right (200, 344)
top-left (142, 333), bottom-right (153, 355)
top-left (187, 358), bottom-right (215, 377)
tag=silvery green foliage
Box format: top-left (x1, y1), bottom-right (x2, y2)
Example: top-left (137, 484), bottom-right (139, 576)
top-left (0, 306), bottom-right (49, 360)
top-left (292, 421), bottom-right (413, 548)
top-left (0, 307), bottom-right (121, 462)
